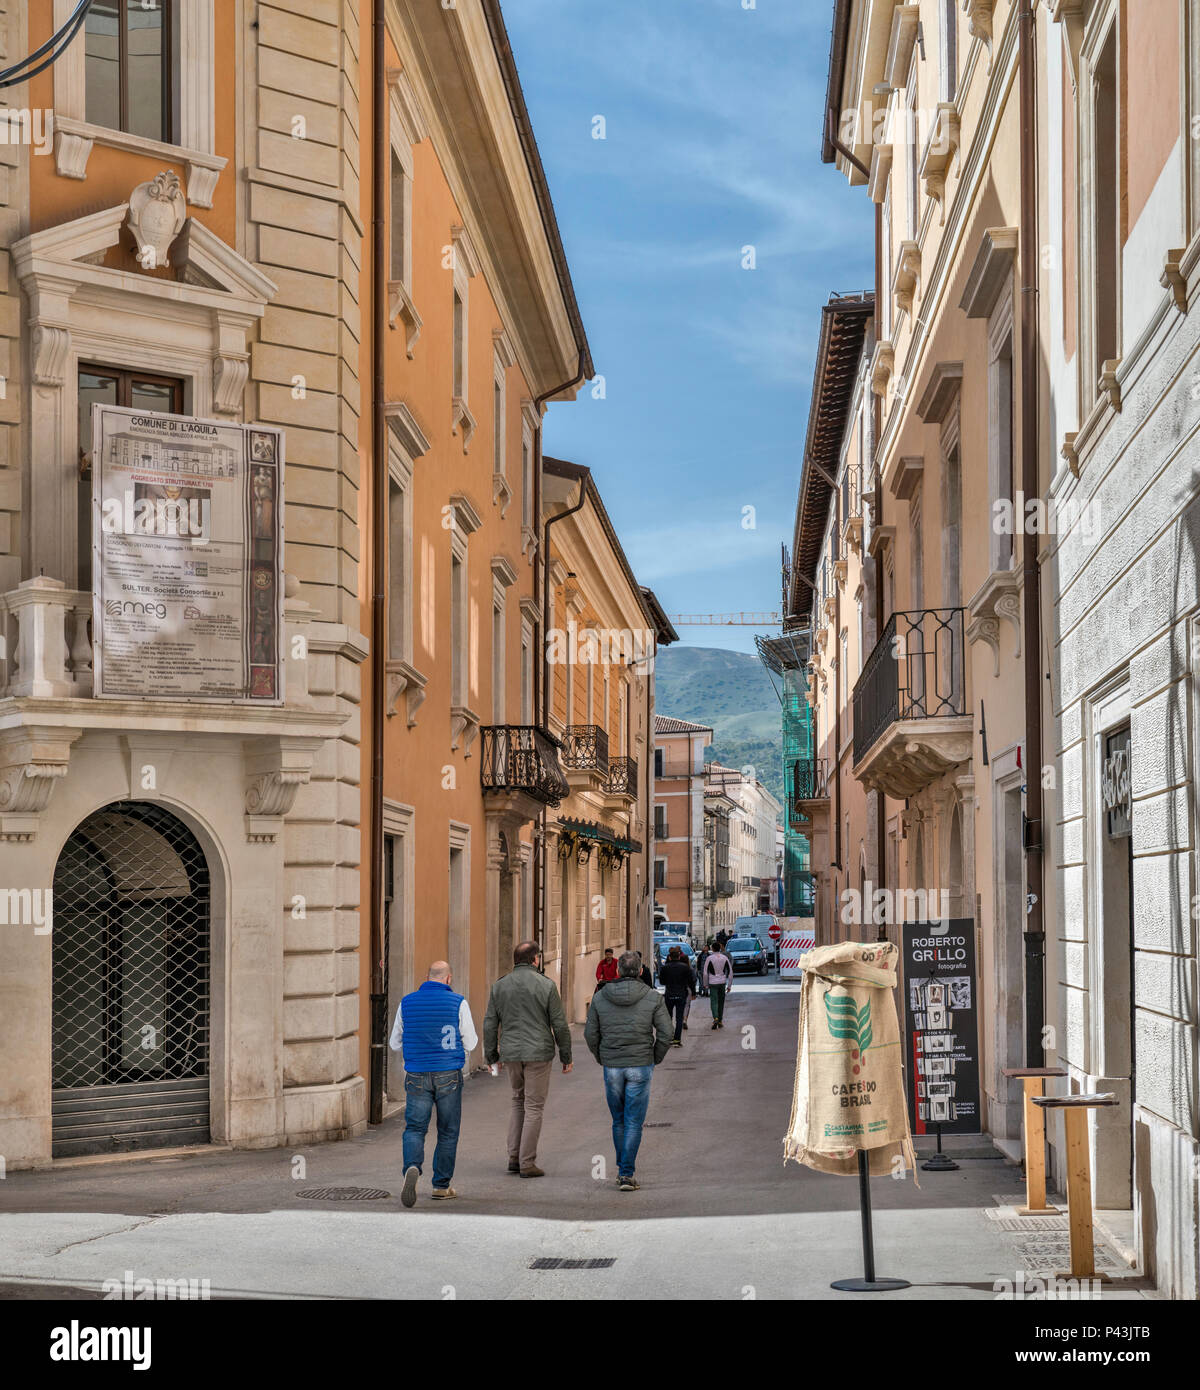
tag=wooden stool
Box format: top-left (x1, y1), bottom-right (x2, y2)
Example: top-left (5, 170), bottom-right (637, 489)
top-left (1031, 1093), bottom-right (1118, 1279)
top-left (1002, 1066), bottom-right (1067, 1215)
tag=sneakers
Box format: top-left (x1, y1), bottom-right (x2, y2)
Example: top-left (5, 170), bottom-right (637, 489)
top-left (671, 1038), bottom-right (683, 1047)
top-left (400, 1164), bottom-right (419, 1208)
top-left (507, 1160), bottom-right (521, 1174)
top-left (711, 1021), bottom-right (719, 1030)
top-left (520, 1164), bottom-right (545, 1178)
top-left (431, 1187), bottom-right (458, 1200)
top-left (618, 1176), bottom-right (640, 1192)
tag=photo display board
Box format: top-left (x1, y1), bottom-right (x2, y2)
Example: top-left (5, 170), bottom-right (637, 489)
top-left (901, 918), bottom-right (981, 1135)
top-left (92, 405), bottom-right (284, 703)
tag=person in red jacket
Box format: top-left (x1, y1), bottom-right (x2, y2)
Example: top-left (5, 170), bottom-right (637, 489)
top-left (595, 947), bottom-right (619, 990)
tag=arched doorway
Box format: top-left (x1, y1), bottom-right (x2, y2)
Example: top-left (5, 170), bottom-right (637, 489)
top-left (52, 802), bottom-right (212, 1157)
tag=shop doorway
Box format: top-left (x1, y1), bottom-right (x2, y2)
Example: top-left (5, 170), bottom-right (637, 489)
top-left (51, 802), bottom-right (211, 1157)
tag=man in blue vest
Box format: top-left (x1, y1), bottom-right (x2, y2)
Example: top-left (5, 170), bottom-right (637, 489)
top-left (390, 960), bottom-right (478, 1206)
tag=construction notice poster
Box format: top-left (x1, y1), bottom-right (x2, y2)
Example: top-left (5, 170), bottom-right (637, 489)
top-left (901, 918), bottom-right (981, 1135)
top-left (92, 405), bottom-right (284, 703)
top-left (777, 919), bottom-right (816, 979)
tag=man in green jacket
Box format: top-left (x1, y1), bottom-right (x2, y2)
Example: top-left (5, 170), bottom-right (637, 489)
top-left (483, 940), bottom-right (573, 1178)
top-left (584, 951), bottom-right (674, 1192)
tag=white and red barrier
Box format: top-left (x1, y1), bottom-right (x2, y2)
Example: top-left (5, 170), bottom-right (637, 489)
top-left (777, 919), bottom-right (815, 978)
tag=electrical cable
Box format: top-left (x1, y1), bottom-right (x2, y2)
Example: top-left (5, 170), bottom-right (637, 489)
top-left (0, 0), bottom-right (96, 91)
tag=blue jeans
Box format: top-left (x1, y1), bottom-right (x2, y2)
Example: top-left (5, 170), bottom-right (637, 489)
top-left (603, 1065), bottom-right (653, 1179)
top-left (402, 1070), bottom-right (463, 1189)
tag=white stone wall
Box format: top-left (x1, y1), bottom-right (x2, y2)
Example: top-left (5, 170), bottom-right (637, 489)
top-left (1047, 250), bottom-right (1200, 1299)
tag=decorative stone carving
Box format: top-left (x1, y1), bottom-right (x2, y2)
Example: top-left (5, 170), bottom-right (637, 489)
top-left (388, 280), bottom-right (423, 358)
top-left (385, 659), bottom-right (428, 726)
top-left (1061, 431), bottom-right (1080, 478)
top-left (0, 726), bottom-right (82, 841)
top-left (54, 128), bottom-right (93, 180)
top-left (870, 340), bottom-right (895, 398)
top-left (243, 737), bottom-right (320, 842)
top-left (213, 353), bottom-right (249, 416)
top-left (892, 240), bottom-right (921, 315)
top-left (1160, 249), bottom-right (1188, 313)
top-left (450, 705), bottom-right (481, 757)
top-left (962, 0), bottom-right (995, 48)
top-left (31, 325), bottom-right (71, 387)
top-left (967, 568), bottom-right (1022, 677)
top-left (493, 472), bottom-right (513, 518)
top-left (127, 171), bottom-right (187, 271)
top-left (185, 159), bottom-right (222, 211)
top-left (451, 396), bottom-right (477, 453)
top-left (1098, 359), bottom-right (1122, 413)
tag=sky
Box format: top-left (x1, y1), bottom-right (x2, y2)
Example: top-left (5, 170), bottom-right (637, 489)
top-left (503, 0), bottom-right (873, 655)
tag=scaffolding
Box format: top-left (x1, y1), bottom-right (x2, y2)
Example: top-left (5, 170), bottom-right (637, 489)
top-left (755, 628), bottom-right (816, 916)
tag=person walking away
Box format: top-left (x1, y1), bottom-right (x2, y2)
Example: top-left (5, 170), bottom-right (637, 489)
top-left (390, 961), bottom-right (478, 1206)
top-left (584, 951), bottom-right (673, 1191)
top-left (658, 945), bottom-right (695, 1046)
top-left (595, 947), bottom-right (619, 991)
top-left (696, 942), bottom-right (711, 997)
top-left (703, 944), bottom-right (733, 1029)
top-left (483, 940), bottom-right (573, 1178)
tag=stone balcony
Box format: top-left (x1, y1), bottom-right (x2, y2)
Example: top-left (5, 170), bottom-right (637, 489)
top-left (851, 607), bottom-right (973, 800)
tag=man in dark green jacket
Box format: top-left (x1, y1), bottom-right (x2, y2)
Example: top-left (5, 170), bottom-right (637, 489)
top-left (483, 941), bottom-right (572, 1178)
top-left (584, 951), bottom-right (673, 1191)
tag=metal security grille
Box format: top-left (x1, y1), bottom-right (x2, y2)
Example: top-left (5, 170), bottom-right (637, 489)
top-left (52, 802), bottom-right (211, 1158)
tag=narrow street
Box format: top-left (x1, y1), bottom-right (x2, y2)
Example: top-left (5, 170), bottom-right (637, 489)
top-left (0, 983), bottom-right (1150, 1301)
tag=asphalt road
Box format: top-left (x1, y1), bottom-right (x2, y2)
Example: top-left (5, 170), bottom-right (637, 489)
top-left (0, 978), bottom-right (1152, 1300)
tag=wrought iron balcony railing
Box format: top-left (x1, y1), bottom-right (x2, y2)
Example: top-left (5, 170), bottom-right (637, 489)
top-left (793, 758), bottom-right (830, 802)
top-left (605, 755), bottom-right (638, 797)
top-left (715, 877), bottom-right (736, 897)
top-left (562, 724), bottom-right (610, 775)
top-left (852, 608), bottom-right (967, 765)
top-left (480, 725), bottom-right (569, 807)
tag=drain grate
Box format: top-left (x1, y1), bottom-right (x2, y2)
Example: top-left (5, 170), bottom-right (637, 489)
top-left (529, 1258), bottom-right (616, 1270)
top-left (296, 1186), bottom-right (392, 1201)
top-left (643, 1122), bottom-right (673, 1128)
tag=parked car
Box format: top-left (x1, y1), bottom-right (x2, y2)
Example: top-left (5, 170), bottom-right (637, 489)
top-left (725, 934), bottom-right (768, 976)
top-left (733, 914), bottom-right (777, 966)
top-left (655, 937), bottom-right (696, 967)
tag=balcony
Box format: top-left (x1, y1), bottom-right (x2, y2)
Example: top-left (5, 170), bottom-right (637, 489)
top-left (480, 725), bottom-right (569, 812)
top-left (852, 608), bottom-right (973, 799)
top-left (790, 757), bottom-right (830, 832)
top-left (714, 877), bottom-right (736, 898)
top-left (561, 724), bottom-right (609, 793)
top-left (603, 754), bottom-right (638, 806)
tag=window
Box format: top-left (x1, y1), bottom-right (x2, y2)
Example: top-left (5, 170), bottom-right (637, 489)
top-left (517, 419), bottom-right (533, 528)
top-left (520, 625), bottom-right (533, 724)
top-left (388, 476), bottom-right (407, 658)
top-left (907, 57), bottom-right (921, 237)
top-left (492, 597), bottom-right (505, 724)
top-left (493, 378), bottom-right (504, 479)
top-left (85, 0), bottom-right (174, 143)
top-left (654, 748), bottom-right (664, 777)
top-left (389, 150), bottom-right (408, 285)
top-left (1093, 25), bottom-right (1119, 385)
top-left (452, 291), bottom-right (465, 398)
top-left (654, 858), bottom-right (666, 889)
top-left (939, 0), bottom-right (958, 105)
top-left (78, 364), bottom-right (184, 590)
top-left (909, 486), bottom-right (924, 610)
top-left (450, 550), bottom-right (467, 706)
top-left (881, 190), bottom-right (893, 339)
top-left (989, 298), bottom-right (1015, 572)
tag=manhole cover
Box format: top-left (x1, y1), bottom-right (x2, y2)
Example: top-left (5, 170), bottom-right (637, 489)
top-left (296, 1186), bottom-right (392, 1201)
top-left (529, 1258), bottom-right (616, 1270)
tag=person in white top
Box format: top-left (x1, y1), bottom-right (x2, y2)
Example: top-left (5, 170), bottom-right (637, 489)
top-left (702, 946), bottom-right (733, 1029)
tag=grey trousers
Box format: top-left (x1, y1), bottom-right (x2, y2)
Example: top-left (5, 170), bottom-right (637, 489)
top-left (506, 1059), bottom-right (552, 1168)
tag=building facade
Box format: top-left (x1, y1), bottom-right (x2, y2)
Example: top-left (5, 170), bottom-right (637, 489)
top-left (808, 0), bottom-right (1200, 1298)
top-left (0, 0), bottom-right (659, 1170)
top-left (538, 457), bottom-right (675, 1023)
top-left (652, 715), bottom-right (711, 933)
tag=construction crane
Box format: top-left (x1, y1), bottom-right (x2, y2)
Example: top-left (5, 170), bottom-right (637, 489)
top-left (667, 612), bottom-right (781, 627)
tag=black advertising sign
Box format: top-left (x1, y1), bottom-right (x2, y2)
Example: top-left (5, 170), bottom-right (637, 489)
top-left (901, 918), bottom-right (981, 1135)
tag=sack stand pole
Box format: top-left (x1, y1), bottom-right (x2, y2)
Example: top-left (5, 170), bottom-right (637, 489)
top-left (921, 1121), bottom-right (959, 1171)
top-left (831, 1148), bottom-right (911, 1292)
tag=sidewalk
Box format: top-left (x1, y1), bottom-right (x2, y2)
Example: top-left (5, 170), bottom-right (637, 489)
top-left (0, 981), bottom-right (1154, 1300)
